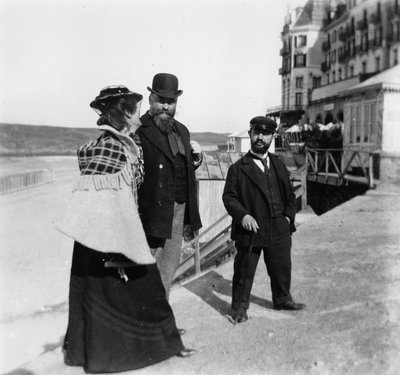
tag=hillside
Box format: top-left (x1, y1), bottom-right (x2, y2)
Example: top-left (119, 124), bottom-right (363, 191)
top-left (0, 124), bottom-right (228, 156)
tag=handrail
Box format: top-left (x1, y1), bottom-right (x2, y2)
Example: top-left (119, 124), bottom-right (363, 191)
top-left (305, 147), bottom-right (377, 187)
top-left (175, 162), bottom-right (309, 282)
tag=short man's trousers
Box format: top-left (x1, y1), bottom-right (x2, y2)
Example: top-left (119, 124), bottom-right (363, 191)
top-left (232, 234), bottom-right (292, 310)
top-left (151, 202), bottom-right (186, 300)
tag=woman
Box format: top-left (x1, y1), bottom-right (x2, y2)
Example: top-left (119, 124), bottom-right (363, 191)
top-left (57, 85), bottom-right (192, 373)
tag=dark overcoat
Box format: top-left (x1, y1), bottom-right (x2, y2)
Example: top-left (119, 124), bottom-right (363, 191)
top-left (223, 152), bottom-right (296, 247)
top-left (136, 112), bottom-right (202, 239)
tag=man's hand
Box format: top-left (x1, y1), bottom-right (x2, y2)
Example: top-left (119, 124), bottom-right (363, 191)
top-left (241, 214), bottom-right (259, 233)
top-left (190, 140), bottom-right (201, 155)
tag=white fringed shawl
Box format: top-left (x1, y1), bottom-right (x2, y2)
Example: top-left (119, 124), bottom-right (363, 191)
top-left (56, 125), bottom-right (155, 265)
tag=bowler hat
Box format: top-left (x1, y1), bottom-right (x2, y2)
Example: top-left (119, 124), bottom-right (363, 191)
top-left (90, 85), bottom-right (143, 113)
top-left (147, 73), bottom-right (183, 99)
top-left (249, 116), bottom-right (277, 134)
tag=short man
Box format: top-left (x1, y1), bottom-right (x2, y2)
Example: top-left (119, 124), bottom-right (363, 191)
top-left (223, 116), bottom-right (305, 324)
top-left (136, 73), bottom-right (202, 301)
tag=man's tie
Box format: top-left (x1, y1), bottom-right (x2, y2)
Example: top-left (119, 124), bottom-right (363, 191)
top-left (250, 153), bottom-right (269, 173)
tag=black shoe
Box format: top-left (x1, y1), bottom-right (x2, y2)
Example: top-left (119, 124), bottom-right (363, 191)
top-left (176, 348), bottom-right (196, 357)
top-left (232, 308), bottom-right (248, 324)
top-left (273, 300), bottom-right (305, 311)
top-left (178, 328), bottom-right (186, 336)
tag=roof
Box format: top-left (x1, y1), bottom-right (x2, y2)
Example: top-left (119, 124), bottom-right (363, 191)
top-left (293, 0), bottom-right (327, 27)
top-left (340, 65), bottom-right (400, 95)
top-left (228, 129), bottom-right (249, 138)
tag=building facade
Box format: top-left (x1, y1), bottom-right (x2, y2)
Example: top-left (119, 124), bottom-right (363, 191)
top-left (271, 0), bottom-right (400, 129)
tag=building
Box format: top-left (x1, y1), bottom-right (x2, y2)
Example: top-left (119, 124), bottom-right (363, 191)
top-left (271, 0), bottom-right (400, 127)
top-left (268, 0), bottom-right (329, 128)
top-left (273, 0), bottom-right (400, 183)
top-left (226, 130), bottom-right (250, 152)
top-left (308, 0), bottom-right (400, 127)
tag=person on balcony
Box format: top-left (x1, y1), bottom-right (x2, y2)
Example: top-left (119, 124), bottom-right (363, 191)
top-left (57, 85), bottom-right (194, 373)
top-left (223, 116), bottom-right (305, 324)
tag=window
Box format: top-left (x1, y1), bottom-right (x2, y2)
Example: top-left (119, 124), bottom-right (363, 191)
top-left (349, 101), bottom-right (377, 144)
top-left (295, 35), bottom-right (307, 47)
top-left (332, 71), bottom-right (335, 83)
top-left (349, 65), bottom-right (354, 77)
top-left (332, 50), bottom-right (337, 64)
top-left (294, 54), bottom-right (307, 67)
top-left (327, 73), bottom-right (330, 84)
top-left (362, 61), bottom-right (367, 74)
top-left (312, 76), bottom-right (321, 88)
top-left (333, 30), bottom-right (337, 43)
top-left (295, 76), bottom-right (303, 88)
top-left (295, 92), bottom-right (303, 106)
top-left (338, 68), bottom-right (342, 80)
top-left (394, 49), bottom-right (398, 65)
top-left (375, 56), bottom-right (381, 72)
top-left (299, 35), bottom-right (307, 47)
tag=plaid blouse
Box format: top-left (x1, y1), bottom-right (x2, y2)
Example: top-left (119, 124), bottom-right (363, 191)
top-left (77, 131), bottom-right (144, 187)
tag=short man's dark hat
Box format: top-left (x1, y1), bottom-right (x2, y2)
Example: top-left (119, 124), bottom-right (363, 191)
top-left (90, 85), bottom-right (143, 112)
top-left (249, 116), bottom-right (277, 134)
top-left (147, 73), bottom-right (183, 99)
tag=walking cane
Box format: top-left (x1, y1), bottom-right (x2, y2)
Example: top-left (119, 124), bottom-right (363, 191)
top-left (231, 232), bottom-right (255, 324)
top-left (238, 232), bottom-right (255, 294)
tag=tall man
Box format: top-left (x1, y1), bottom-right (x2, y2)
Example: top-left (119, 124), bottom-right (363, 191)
top-left (136, 73), bottom-right (202, 300)
top-left (223, 116), bottom-right (305, 324)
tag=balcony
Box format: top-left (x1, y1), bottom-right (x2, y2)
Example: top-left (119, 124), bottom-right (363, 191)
top-left (356, 19), bottom-right (368, 31)
top-left (280, 47), bottom-right (291, 56)
top-left (281, 104), bottom-right (306, 113)
top-left (279, 67), bottom-right (291, 75)
top-left (322, 40), bottom-right (331, 52)
top-left (338, 53), bottom-right (348, 64)
top-left (369, 12), bottom-right (381, 25)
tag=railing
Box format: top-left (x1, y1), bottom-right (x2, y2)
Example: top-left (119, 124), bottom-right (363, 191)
top-left (306, 148), bottom-right (376, 188)
top-left (174, 164), bottom-right (309, 283)
top-left (0, 169), bottom-right (54, 195)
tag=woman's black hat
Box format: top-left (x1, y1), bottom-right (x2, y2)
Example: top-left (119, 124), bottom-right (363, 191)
top-left (90, 85), bottom-right (143, 113)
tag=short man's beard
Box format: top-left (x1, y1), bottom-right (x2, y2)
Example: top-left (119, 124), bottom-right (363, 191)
top-left (251, 140), bottom-right (270, 154)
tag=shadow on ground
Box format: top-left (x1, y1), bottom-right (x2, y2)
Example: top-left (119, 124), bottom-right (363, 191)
top-left (183, 270), bottom-right (273, 320)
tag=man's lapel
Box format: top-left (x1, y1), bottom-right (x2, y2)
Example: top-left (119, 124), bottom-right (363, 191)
top-left (240, 152), bottom-right (270, 201)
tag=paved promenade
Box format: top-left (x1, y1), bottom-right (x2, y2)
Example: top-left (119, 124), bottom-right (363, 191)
top-left (1, 181), bottom-right (400, 375)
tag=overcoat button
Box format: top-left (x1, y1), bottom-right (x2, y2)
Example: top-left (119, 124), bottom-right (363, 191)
top-left (159, 164), bottom-right (163, 169)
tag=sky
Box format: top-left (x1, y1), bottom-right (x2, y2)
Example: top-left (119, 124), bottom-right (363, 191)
top-left (0, 0), bottom-right (306, 134)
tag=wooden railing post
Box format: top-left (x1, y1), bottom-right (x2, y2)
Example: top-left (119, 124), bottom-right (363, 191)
top-left (368, 152), bottom-right (374, 188)
top-left (194, 233), bottom-right (201, 275)
top-left (301, 166), bottom-right (307, 209)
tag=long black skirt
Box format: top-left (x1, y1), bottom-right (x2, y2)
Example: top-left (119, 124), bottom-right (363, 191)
top-left (64, 242), bottom-right (184, 373)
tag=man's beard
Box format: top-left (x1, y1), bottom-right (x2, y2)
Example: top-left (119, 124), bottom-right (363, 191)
top-left (153, 111), bottom-right (175, 134)
top-left (251, 140), bottom-right (270, 154)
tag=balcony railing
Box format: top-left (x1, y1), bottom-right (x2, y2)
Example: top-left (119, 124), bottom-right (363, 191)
top-left (280, 47), bottom-right (291, 56)
top-left (321, 61), bottom-right (330, 73)
top-left (279, 66), bottom-right (291, 75)
top-left (369, 12), bottom-right (381, 24)
top-left (356, 19), bottom-right (368, 31)
top-left (281, 104), bottom-right (306, 113)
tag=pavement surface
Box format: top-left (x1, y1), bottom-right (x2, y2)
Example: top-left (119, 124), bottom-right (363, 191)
top-left (1, 158), bottom-right (400, 375)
